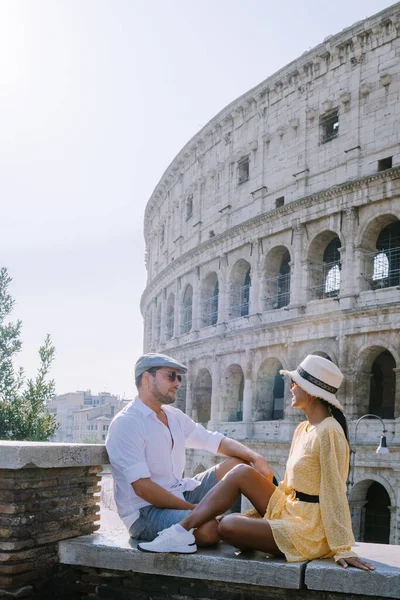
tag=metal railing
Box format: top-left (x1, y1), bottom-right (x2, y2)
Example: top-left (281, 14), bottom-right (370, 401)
top-left (229, 284), bottom-right (251, 318)
top-left (264, 273), bottom-right (291, 309)
top-left (200, 294), bottom-right (219, 327)
top-left (363, 247), bottom-right (400, 289)
top-left (309, 260), bottom-right (341, 299)
top-left (180, 304), bottom-right (192, 334)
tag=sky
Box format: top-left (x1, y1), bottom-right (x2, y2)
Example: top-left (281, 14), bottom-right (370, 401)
top-left (0, 0), bottom-right (394, 399)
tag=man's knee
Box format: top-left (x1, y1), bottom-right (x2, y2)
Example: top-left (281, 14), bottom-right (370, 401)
top-left (194, 519), bottom-right (220, 546)
top-left (216, 457), bottom-right (247, 481)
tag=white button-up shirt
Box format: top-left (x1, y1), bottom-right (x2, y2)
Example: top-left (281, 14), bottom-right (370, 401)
top-left (105, 397), bottom-right (225, 530)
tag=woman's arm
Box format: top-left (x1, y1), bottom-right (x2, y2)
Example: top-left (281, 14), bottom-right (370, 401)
top-left (319, 426), bottom-right (375, 570)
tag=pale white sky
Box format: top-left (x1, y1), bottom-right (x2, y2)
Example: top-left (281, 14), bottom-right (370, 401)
top-left (0, 0), bottom-right (393, 398)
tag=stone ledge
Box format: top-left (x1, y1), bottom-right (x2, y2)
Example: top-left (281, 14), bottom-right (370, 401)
top-left (58, 517), bottom-right (400, 599)
top-left (0, 442), bottom-right (109, 470)
top-left (305, 543), bottom-right (400, 600)
top-left (58, 530), bottom-right (306, 590)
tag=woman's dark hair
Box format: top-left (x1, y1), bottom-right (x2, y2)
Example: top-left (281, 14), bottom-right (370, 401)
top-left (319, 399), bottom-right (349, 443)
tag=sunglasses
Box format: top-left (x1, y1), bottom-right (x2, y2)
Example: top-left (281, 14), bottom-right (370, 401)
top-left (150, 369), bottom-right (182, 383)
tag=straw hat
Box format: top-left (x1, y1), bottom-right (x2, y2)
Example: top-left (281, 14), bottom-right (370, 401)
top-left (280, 354), bottom-right (344, 410)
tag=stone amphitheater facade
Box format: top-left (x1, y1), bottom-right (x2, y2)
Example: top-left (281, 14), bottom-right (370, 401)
top-left (141, 3), bottom-right (400, 545)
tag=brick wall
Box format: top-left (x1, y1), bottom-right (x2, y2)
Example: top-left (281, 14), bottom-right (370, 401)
top-left (0, 465), bottom-right (102, 589)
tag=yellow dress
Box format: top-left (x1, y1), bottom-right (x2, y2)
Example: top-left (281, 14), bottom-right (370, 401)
top-left (264, 417), bottom-right (357, 563)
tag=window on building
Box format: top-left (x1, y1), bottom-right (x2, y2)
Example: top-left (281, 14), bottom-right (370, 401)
top-left (275, 196), bottom-right (285, 208)
top-left (378, 157), bottom-right (393, 172)
top-left (186, 195), bottom-right (193, 220)
top-left (320, 110), bottom-right (339, 143)
top-left (238, 157), bottom-right (250, 184)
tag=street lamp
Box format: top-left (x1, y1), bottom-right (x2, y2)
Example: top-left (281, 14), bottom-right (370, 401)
top-left (347, 414), bottom-right (390, 496)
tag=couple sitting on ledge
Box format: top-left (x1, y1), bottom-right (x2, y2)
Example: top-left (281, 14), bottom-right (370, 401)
top-left (106, 352), bottom-right (374, 571)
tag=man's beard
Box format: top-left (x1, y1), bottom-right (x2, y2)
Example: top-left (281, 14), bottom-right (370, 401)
top-left (152, 386), bottom-right (176, 405)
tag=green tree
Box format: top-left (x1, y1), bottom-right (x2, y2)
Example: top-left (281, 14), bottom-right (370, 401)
top-left (0, 267), bottom-right (58, 441)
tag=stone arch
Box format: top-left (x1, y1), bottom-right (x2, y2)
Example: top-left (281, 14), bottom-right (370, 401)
top-left (181, 284), bottom-right (193, 334)
top-left (359, 215), bottom-right (400, 290)
top-left (222, 364), bottom-right (244, 421)
top-left (175, 377), bottom-right (186, 412)
top-left (349, 478), bottom-right (393, 544)
top-left (193, 368), bottom-right (212, 424)
top-left (355, 345), bottom-right (397, 418)
top-left (263, 246), bottom-right (291, 310)
top-left (311, 350), bottom-right (333, 362)
top-left (307, 230), bottom-right (342, 300)
top-left (200, 272), bottom-right (219, 327)
top-left (229, 259), bottom-right (251, 318)
top-left (255, 358), bottom-right (284, 421)
top-left (166, 293), bottom-right (175, 340)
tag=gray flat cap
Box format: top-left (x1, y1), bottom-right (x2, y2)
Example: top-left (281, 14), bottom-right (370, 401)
top-left (135, 353), bottom-right (188, 378)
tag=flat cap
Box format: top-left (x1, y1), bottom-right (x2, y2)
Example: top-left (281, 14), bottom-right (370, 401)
top-left (135, 353), bottom-right (188, 379)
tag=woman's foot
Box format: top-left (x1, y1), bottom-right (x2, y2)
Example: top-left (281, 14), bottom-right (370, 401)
top-left (137, 524), bottom-right (197, 554)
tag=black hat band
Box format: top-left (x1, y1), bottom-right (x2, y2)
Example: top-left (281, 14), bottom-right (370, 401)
top-left (297, 366), bottom-right (338, 394)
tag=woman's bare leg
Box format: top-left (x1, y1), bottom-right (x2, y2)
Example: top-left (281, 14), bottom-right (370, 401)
top-left (218, 514), bottom-right (282, 555)
top-left (181, 464), bottom-right (276, 531)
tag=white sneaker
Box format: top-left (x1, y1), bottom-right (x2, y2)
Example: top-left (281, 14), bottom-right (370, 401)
top-left (137, 524), bottom-right (197, 554)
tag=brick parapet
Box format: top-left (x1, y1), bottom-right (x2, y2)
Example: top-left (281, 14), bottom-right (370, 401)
top-left (0, 442), bottom-right (107, 591)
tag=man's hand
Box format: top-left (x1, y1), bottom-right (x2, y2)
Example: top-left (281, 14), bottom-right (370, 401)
top-left (249, 454), bottom-right (274, 482)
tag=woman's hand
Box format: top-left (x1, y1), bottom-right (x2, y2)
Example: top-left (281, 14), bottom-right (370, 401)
top-left (337, 557), bottom-right (376, 570)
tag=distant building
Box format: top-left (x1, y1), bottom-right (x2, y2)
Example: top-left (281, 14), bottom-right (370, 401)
top-left (47, 391), bottom-right (129, 443)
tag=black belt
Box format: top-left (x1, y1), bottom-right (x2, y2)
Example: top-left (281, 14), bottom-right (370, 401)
top-left (295, 491), bottom-right (319, 503)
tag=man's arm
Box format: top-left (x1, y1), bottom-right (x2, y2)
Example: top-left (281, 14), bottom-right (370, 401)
top-left (218, 437), bottom-right (274, 481)
top-left (132, 478), bottom-right (195, 510)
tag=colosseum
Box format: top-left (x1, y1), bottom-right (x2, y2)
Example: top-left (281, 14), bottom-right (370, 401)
top-left (141, 3), bottom-right (400, 545)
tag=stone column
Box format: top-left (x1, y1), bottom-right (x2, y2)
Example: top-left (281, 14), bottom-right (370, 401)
top-left (349, 500), bottom-right (368, 542)
top-left (243, 350), bottom-right (254, 423)
top-left (209, 353), bottom-right (222, 427)
top-left (393, 368), bottom-right (400, 420)
top-left (191, 268), bottom-right (201, 333)
top-left (217, 254), bottom-right (228, 327)
top-left (290, 223), bottom-right (306, 307)
top-left (173, 279), bottom-right (180, 338)
top-left (159, 289), bottom-right (167, 347)
top-left (339, 207), bottom-right (358, 310)
top-left (185, 369), bottom-right (194, 419)
top-left (0, 442), bottom-right (106, 591)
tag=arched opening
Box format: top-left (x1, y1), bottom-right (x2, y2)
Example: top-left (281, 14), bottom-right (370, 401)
top-left (146, 307), bottom-right (152, 350)
top-left (311, 351), bottom-right (333, 362)
top-left (308, 232), bottom-right (341, 300)
top-left (256, 358), bottom-right (284, 420)
top-left (361, 216), bottom-right (400, 290)
top-left (229, 260), bottom-right (251, 318)
top-left (350, 479), bottom-right (391, 543)
top-left (223, 364), bottom-right (244, 421)
top-left (200, 272), bottom-right (219, 327)
top-left (175, 378), bottom-right (186, 412)
top-left (181, 285), bottom-right (193, 334)
top-left (369, 350), bottom-right (395, 419)
top-left (194, 369), bottom-right (212, 424)
top-left (264, 246), bottom-right (291, 310)
top-left (372, 221), bottom-right (400, 289)
top-left (364, 482), bottom-right (391, 543)
top-left (166, 293), bottom-right (175, 340)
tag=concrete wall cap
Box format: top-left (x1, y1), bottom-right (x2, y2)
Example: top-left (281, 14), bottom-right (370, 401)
top-left (0, 441), bottom-right (109, 469)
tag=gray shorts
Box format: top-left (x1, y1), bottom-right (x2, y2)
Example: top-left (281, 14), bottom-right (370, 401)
top-left (129, 465), bottom-right (217, 541)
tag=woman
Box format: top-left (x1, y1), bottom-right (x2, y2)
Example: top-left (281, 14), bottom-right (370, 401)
top-left (138, 355), bottom-right (375, 571)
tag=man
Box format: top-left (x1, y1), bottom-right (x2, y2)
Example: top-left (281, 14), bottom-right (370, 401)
top-left (106, 352), bottom-right (272, 553)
